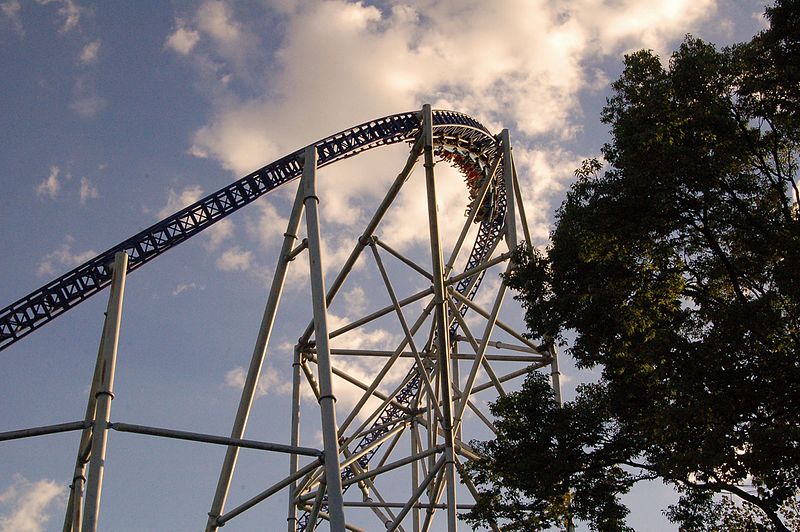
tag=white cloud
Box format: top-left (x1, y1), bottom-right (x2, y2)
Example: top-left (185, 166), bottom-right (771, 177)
top-left (191, 105), bottom-right (282, 176)
top-left (35, 166), bottom-right (60, 199)
top-left (513, 147), bottom-right (588, 245)
top-left (70, 94), bottom-right (106, 117)
top-left (1, 0), bottom-right (23, 37)
top-left (58, 0), bottom-right (81, 33)
top-left (0, 475), bottom-right (65, 532)
top-left (752, 8), bottom-right (770, 30)
top-left (78, 39), bottom-right (100, 65)
top-left (204, 218), bottom-right (234, 250)
top-left (247, 200), bottom-right (289, 246)
top-left (70, 78), bottom-right (106, 118)
top-left (35, 0), bottom-right (83, 33)
top-left (36, 236), bottom-right (97, 276)
top-left (165, 20), bottom-right (200, 55)
top-left (172, 282), bottom-right (204, 296)
top-left (216, 246), bottom-right (253, 271)
top-left (168, 2), bottom-right (722, 407)
top-left (578, 0), bottom-right (718, 55)
top-left (195, 1), bottom-right (256, 67)
top-left (165, 1), bottom-right (259, 88)
top-left (342, 286), bottom-right (367, 317)
top-left (157, 185), bottom-right (204, 219)
top-left (178, 0), bottom-right (717, 218)
top-left (79, 176), bottom-right (99, 204)
top-left (196, 1), bottom-right (240, 44)
top-left (380, 159), bottom-right (471, 253)
top-left (223, 364), bottom-right (292, 398)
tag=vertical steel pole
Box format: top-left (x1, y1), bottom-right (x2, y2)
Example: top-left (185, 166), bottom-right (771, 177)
top-left (301, 144), bottom-right (346, 530)
top-left (422, 104), bottom-right (458, 532)
top-left (81, 251), bottom-right (128, 532)
top-left (287, 345), bottom-right (303, 531)
top-left (64, 332), bottom-right (107, 531)
top-left (206, 181), bottom-right (307, 531)
top-left (501, 129), bottom-right (518, 250)
top-left (549, 341), bottom-right (563, 406)
top-left (452, 341), bottom-right (462, 443)
top-left (411, 418), bottom-right (421, 532)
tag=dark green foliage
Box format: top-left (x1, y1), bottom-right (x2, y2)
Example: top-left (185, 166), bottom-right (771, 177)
top-left (467, 372), bottom-right (639, 531)
top-left (466, 2), bottom-right (800, 530)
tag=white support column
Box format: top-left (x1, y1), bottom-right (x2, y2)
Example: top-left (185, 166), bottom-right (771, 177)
top-left (64, 334), bottom-right (107, 531)
top-left (422, 103), bottom-right (458, 532)
top-left (81, 251), bottom-right (128, 532)
top-left (501, 129), bottom-right (518, 250)
top-left (548, 340), bottom-right (563, 406)
top-left (287, 345), bottom-right (303, 531)
top-left (206, 180), bottom-right (307, 531)
top-left (452, 341), bottom-right (461, 442)
top-left (301, 144), bottom-right (346, 529)
top-left (411, 418), bottom-right (421, 532)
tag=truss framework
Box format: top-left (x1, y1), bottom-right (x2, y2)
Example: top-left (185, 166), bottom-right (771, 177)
top-left (205, 106), bottom-right (560, 531)
top-left (0, 106), bottom-right (563, 531)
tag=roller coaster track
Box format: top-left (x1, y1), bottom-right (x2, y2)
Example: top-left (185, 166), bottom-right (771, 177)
top-left (0, 110), bottom-right (505, 353)
top-left (2, 109), bottom-right (512, 531)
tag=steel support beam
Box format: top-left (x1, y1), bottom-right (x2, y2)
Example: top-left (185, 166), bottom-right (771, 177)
top-left (65, 309), bottom-right (114, 532)
top-left (389, 454), bottom-right (446, 531)
top-left (301, 144), bottom-right (346, 529)
top-left (287, 346), bottom-right (303, 531)
top-left (373, 237), bottom-right (433, 281)
top-left (501, 129), bottom-right (517, 250)
top-left (422, 104), bottom-right (458, 532)
top-left (108, 422), bottom-right (321, 457)
top-left (303, 351), bottom-right (409, 412)
top-left (549, 341), bottom-right (564, 406)
top-left (205, 175), bottom-right (307, 532)
top-left (0, 421), bottom-right (89, 443)
top-left (217, 459), bottom-right (322, 526)
top-left (338, 301), bottom-right (435, 438)
top-left (328, 287), bottom-right (433, 341)
top-left (81, 251), bottom-right (128, 532)
top-left (342, 501), bottom-right (476, 510)
top-left (370, 243), bottom-right (445, 424)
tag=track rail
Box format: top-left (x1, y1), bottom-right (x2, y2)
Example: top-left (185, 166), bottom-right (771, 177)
top-left (0, 110), bottom-right (503, 352)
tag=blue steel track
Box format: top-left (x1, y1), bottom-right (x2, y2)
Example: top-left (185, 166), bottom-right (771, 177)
top-left (2, 109), bottom-right (512, 530)
top-left (0, 109), bottom-right (506, 353)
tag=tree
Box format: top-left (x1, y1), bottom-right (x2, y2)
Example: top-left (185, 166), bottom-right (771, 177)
top-left (466, 2), bottom-right (800, 530)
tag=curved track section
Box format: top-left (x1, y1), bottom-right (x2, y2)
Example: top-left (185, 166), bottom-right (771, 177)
top-left (0, 110), bottom-right (504, 352)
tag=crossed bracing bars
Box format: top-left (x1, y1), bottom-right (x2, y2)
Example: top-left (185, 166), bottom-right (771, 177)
top-left (0, 105), bottom-right (562, 531)
top-left (204, 105), bottom-right (561, 531)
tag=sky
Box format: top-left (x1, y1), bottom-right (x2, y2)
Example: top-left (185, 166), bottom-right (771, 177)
top-left (0, 1), bottom-right (770, 531)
